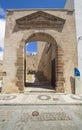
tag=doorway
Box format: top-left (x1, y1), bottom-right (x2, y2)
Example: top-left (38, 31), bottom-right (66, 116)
top-left (24, 41), bottom-right (56, 91)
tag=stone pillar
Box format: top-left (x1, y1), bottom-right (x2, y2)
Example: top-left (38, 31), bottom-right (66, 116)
top-left (16, 44), bottom-right (25, 92)
top-left (56, 47), bottom-right (65, 93)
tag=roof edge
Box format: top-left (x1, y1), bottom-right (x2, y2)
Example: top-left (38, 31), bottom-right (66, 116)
top-left (6, 8), bottom-right (74, 12)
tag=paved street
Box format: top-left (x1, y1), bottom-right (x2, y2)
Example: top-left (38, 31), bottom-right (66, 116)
top-left (0, 105), bottom-right (82, 130)
top-left (0, 92), bottom-right (82, 130)
top-left (0, 92), bottom-right (82, 105)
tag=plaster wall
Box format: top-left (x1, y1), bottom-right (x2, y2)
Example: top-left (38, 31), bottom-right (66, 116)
top-left (75, 0), bottom-right (82, 93)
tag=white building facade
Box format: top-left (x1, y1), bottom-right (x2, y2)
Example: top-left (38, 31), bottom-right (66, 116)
top-left (65, 0), bottom-right (82, 93)
top-left (75, 0), bottom-right (82, 81)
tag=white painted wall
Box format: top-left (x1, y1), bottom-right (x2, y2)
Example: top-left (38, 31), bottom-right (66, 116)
top-left (75, 0), bottom-right (82, 80)
top-left (64, 0), bottom-right (74, 10)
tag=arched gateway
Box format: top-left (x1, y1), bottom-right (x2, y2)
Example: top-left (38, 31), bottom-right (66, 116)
top-left (2, 9), bottom-right (78, 94)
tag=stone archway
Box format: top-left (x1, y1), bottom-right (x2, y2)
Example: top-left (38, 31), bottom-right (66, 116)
top-left (2, 9), bottom-right (78, 94)
top-left (16, 32), bottom-right (64, 93)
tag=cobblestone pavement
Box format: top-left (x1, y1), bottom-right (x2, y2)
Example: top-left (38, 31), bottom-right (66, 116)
top-left (0, 105), bottom-right (82, 130)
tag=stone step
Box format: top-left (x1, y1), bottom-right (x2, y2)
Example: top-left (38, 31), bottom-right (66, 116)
top-left (33, 83), bottom-right (51, 86)
top-left (25, 81), bottom-right (51, 87)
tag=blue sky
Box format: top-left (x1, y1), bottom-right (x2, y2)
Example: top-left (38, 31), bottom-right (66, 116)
top-left (26, 42), bottom-right (37, 54)
top-left (0, 0), bottom-right (66, 58)
top-left (0, 0), bottom-right (66, 10)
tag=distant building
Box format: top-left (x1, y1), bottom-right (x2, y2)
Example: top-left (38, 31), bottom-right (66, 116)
top-left (64, 0), bottom-right (74, 10)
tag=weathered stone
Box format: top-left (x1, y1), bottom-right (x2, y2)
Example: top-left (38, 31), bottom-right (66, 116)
top-left (16, 81), bottom-right (23, 87)
top-left (17, 76), bottom-right (23, 80)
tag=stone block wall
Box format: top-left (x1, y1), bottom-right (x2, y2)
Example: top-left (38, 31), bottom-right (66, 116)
top-left (2, 9), bottom-right (78, 94)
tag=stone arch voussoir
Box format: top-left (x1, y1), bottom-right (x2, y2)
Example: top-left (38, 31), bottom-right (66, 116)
top-left (16, 31), bottom-right (64, 93)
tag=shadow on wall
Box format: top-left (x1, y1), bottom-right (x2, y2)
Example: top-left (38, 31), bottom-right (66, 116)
top-left (36, 42), bottom-right (57, 89)
top-left (37, 42), bottom-right (52, 82)
top-left (70, 76), bottom-right (75, 94)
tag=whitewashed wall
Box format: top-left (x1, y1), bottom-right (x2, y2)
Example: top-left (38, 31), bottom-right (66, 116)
top-left (75, 0), bottom-right (82, 80)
